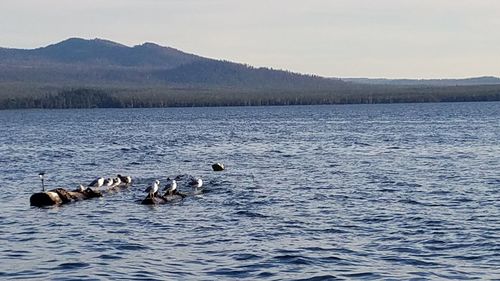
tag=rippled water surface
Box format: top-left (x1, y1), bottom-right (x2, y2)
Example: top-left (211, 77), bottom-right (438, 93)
top-left (0, 102), bottom-right (499, 280)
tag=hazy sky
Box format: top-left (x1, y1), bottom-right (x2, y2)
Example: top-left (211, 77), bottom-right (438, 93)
top-left (1, 0), bottom-right (499, 78)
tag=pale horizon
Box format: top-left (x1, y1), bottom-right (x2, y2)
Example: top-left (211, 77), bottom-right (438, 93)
top-left (1, 0), bottom-right (499, 79)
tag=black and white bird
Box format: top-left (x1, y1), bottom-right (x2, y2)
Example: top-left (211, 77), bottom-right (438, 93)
top-left (117, 174), bottom-right (132, 185)
top-left (163, 178), bottom-right (177, 195)
top-left (88, 177), bottom-right (105, 188)
top-left (112, 177), bottom-right (121, 187)
top-left (104, 178), bottom-right (114, 187)
top-left (38, 172), bottom-right (46, 191)
top-left (145, 180), bottom-right (160, 198)
top-left (189, 178), bottom-right (203, 189)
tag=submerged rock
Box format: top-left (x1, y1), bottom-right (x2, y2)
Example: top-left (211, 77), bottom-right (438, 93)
top-left (141, 196), bottom-right (164, 205)
top-left (140, 192), bottom-right (187, 205)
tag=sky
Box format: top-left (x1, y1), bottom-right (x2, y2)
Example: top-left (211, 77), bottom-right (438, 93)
top-left (1, 0), bottom-right (499, 79)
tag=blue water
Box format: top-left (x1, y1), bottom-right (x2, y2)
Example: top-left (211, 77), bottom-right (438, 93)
top-left (0, 102), bottom-right (499, 280)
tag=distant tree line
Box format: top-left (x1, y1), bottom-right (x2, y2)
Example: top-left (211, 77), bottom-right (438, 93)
top-left (0, 85), bottom-right (499, 110)
top-left (0, 89), bottom-right (121, 109)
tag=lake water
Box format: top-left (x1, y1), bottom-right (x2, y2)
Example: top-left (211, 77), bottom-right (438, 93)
top-left (0, 102), bottom-right (499, 280)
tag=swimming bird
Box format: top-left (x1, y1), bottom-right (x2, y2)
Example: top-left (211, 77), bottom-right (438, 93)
top-left (189, 178), bottom-right (203, 189)
top-left (117, 174), bottom-right (132, 185)
top-left (88, 177), bottom-right (105, 188)
top-left (145, 180), bottom-right (160, 199)
top-left (163, 178), bottom-right (177, 196)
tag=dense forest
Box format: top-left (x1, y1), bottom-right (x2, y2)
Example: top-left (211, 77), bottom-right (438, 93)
top-left (1, 85), bottom-right (499, 110)
top-left (344, 76), bottom-right (500, 86)
top-left (0, 38), bottom-right (499, 109)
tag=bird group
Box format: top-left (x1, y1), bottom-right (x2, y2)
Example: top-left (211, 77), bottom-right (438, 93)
top-left (87, 174), bottom-right (132, 189)
top-left (144, 176), bottom-right (203, 199)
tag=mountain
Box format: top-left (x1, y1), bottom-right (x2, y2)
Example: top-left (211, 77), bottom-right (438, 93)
top-left (0, 38), bottom-right (499, 109)
top-left (342, 76), bottom-right (500, 86)
top-left (0, 37), bottom-right (203, 68)
top-left (0, 37), bottom-right (344, 89)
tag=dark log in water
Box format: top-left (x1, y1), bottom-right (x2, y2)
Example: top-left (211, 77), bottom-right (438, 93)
top-left (30, 185), bottom-right (129, 207)
top-left (29, 191), bottom-right (64, 207)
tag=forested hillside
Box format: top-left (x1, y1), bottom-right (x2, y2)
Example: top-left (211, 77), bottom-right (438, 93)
top-left (0, 38), bottom-right (499, 109)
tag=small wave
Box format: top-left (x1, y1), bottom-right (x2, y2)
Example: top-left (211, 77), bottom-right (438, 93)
top-left (341, 272), bottom-right (381, 278)
top-left (309, 228), bottom-right (348, 234)
top-left (485, 178), bottom-right (500, 185)
top-left (98, 254), bottom-right (123, 260)
top-left (5, 251), bottom-right (30, 259)
top-left (450, 255), bottom-right (484, 261)
top-left (424, 242), bottom-right (470, 251)
top-left (129, 270), bottom-right (163, 281)
top-left (452, 197), bottom-right (474, 203)
top-left (390, 247), bottom-right (421, 254)
top-left (293, 275), bottom-right (340, 281)
top-left (57, 262), bottom-right (90, 270)
top-left (231, 253), bottom-right (262, 261)
top-left (273, 255), bottom-right (315, 265)
top-left (381, 180), bottom-right (396, 184)
top-left (207, 267), bottom-right (253, 277)
top-left (114, 243), bottom-right (149, 251)
top-left (399, 199), bottom-right (423, 205)
top-left (395, 182), bottom-right (422, 188)
top-left (360, 216), bottom-right (393, 223)
top-left (298, 247), bottom-right (324, 253)
top-left (257, 272), bottom-right (276, 278)
top-left (234, 210), bottom-right (269, 218)
top-left (0, 270), bottom-right (45, 279)
top-left (378, 188), bottom-right (397, 193)
top-left (429, 190), bottom-right (452, 195)
top-left (354, 141), bottom-right (371, 146)
top-left (383, 257), bottom-right (440, 267)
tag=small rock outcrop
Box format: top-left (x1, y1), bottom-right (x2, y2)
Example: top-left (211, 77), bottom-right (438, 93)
top-left (140, 192), bottom-right (187, 205)
top-left (30, 191), bottom-right (63, 207)
top-left (212, 163), bottom-right (225, 171)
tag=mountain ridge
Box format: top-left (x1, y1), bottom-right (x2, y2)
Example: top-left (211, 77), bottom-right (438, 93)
top-left (1, 38), bottom-right (499, 86)
top-left (0, 37), bottom-right (204, 69)
top-left (0, 38), bottom-right (499, 109)
top-left (0, 37), bottom-right (346, 90)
